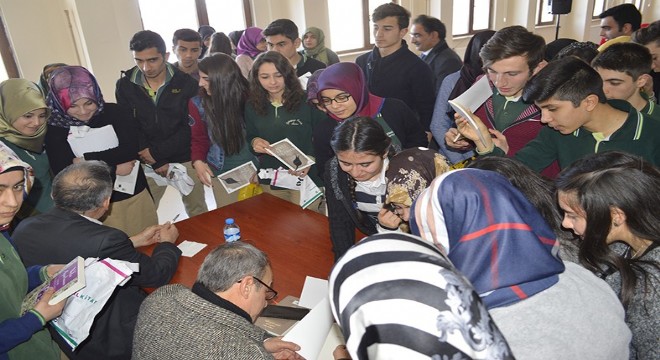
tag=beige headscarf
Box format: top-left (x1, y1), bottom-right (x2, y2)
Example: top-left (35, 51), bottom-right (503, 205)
top-left (0, 79), bottom-right (50, 153)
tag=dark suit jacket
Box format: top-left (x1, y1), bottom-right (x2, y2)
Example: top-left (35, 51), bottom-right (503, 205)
top-left (423, 41), bottom-right (462, 95)
top-left (14, 207), bottom-right (181, 360)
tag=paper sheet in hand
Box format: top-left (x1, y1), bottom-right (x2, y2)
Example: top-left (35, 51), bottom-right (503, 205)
top-left (217, 162), bottom-right (257, 194)
top-left (177, 240), bottom-right (207, 257)
top-left (282, 297), bottom-right (333, 360)
top-left (298, 276), bottom-right (329, 309)
top-left (265, 138), bottom-right (315, 171)
top-left (448, 76), bottom-right (493, 147)
top-left (67, 125), bottom-right (119, 158)
top-left (113, 160), bottom-right (138, 195)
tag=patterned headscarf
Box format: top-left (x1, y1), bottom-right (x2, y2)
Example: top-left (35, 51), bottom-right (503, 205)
top-left (410, 169), bottom-right (565, 309)
top-left (236, 27), bottom-right (265, 58)
top-left (316, 62), bottom-right (384, 122)
top-left (302, 27), bottom-right (328, 64)
top-left (0, 79), bottom-right (50, 153)
top-left (329, 232), bottom-right (514, 360)
top-left (0, 141), bottom-right (32, 230)
top-left (385, 147), bottom-right (450, 207)
top-left (47, 66), bottom-right (104, 128)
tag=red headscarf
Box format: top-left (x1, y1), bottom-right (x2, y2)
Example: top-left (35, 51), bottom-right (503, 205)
top-left (316, 62), bottom-right (384, 122)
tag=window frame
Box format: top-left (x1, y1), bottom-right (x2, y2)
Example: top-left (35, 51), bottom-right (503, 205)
top-left (195, 0), bottom-right (253, 30)
top-left (452, 0), bottom-right (493, 37)
top-left (0, 16), bottom-right (19, 79)
top-left (536, 0), bottom-right (556, 26)
top-left (334, 0), bottom-right (398, 55)
top-left (592, 0), bottom-right (606, 19)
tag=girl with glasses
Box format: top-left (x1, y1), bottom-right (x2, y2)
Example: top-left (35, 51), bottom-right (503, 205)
top-left (313, 62), bottom-right (426, 180)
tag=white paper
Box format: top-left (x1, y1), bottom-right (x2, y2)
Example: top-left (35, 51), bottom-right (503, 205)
top-left (143, 163), bottom-right (194, 196)
top-left (113, 160), bottom-right (138, 195)
top-left (177, 240), bottom-right (207, 257)
top-left (298, 276), bottom-right (329, 309)
top-left (258, 168), bottom-right (322, 209)
top-left (282, 297), bottom-right (333, 360)
top-left (449, 76), bottom-right (493, 146)
top-left (298, 71), bottom-right (311, 89)
top-left (318, 324), bottom-right (345, 360)
top-left (67, 125), bottom-right (119, 158)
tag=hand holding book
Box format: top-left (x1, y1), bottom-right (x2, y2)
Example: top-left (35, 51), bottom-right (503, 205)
top-left (454, 111), bottom-right (510, 155)
top-left (33, 287), bottom-right (66, 322)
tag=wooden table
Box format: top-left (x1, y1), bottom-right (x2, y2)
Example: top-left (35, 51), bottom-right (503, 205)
top-left (143, 193), bottom-right (335, 299)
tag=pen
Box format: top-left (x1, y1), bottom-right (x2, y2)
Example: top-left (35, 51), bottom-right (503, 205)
top-left (171, 214), bottom-right (180, 222)
top-left (453, 132), bottom-right (464, 143)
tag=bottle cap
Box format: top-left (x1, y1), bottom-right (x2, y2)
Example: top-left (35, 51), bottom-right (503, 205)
top-left (225, 218), bottom-right (234, 225)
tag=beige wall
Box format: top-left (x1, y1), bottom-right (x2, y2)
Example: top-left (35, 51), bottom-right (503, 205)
top-left (1, 0), bottom-right (658, 101)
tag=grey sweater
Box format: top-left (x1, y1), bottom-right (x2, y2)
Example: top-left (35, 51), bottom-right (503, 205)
top-left (490, 262), bottom-right (631, 360)
top-left (605, 245), bottom-right (660, 360)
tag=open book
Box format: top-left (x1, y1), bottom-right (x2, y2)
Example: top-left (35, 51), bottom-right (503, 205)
top-left (448, 75), bottom-right (493, 147)
top-left (22, 256), bottom-right (86, 313)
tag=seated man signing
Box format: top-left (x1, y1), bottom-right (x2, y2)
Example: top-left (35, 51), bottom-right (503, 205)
top-left (132, 242), bottom-right (302, 360)
top-left (14, 161), bottom-right (181, 360)
top-left (455, 56), bottom-right (660, 173)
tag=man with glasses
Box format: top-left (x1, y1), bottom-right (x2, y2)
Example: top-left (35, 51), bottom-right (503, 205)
top-left (133, 242), bottom-right (303, 360)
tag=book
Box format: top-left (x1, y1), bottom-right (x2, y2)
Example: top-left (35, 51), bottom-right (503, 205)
top-left (217, 161), bottom-right (258, 194)
top-left (22, 256), bottom-right (86, 313)
top-left (265, 138), bottom-right (315, 171)
top-left (255, 295), bottom-right (303, 336)
top-left (448, 75), bottom-right (493, 147)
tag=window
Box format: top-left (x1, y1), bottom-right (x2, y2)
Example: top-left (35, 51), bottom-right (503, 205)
top-left (205, 0), bottom-right (251, 35)
top-left (536, 0), bottom-right (555, 26)
top-left (138, 0), bottom-right (251, 54)
top-left (592, 0), bottom-right (605, 19)
top-left (328, 0), bottom-right (394, 53)
top-left (452, 0), bottom-right (492, 37)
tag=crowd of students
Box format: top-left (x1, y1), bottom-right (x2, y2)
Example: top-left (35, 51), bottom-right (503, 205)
top-left (1, 1), bottom-right (659, 359)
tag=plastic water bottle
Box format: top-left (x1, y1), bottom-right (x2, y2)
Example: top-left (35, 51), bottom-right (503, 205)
top-left (223, 218), bottom-right (241, 242)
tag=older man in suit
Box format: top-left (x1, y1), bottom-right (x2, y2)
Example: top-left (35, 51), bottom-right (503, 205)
top-left (14, 161), bottom-right (181, 360)
top-left (410, 15), bottom-right (462, 95)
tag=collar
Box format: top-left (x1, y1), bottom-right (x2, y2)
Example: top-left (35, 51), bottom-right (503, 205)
top-left (80, 214), bottom-right (102, 224)
top-left (493, 88), bottom-right (522, 102)
top-left (129, 63), bottom-right (175, 89)
top-left (573, 99), bottom-right (643, 140)
top-left (371, 40), bottom-right (410, 60)
top-left (295, 51), bottom-right (307, 69)
top-left (358, 157), bottom-right (389, 187)
top-left (431, 41), bottom-right (449, 54)
top-left (192, 282), bottom-right (253, 324)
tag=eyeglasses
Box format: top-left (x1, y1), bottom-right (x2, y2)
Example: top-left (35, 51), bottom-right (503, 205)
top-left (320, 93), bottom-right (352, 106)
top-left (250, 276), bottom-right (278, 301)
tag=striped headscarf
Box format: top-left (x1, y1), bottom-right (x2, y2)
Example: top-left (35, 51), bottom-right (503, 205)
top-left (410, 168), bottom-right (565, 309)
top-left (329, 232), bottom-right (514, 360)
